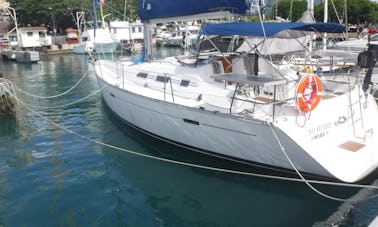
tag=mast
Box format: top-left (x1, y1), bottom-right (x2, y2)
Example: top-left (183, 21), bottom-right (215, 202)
top-left (323, 0), bottom-right (328, 51)
top-left (100, 1), bottom-right (105, 28)
top-left (344, 0), bottom-right (348, 39)
top-left (307, 0), bottom-right (314, 54)
top-left (124, 0), bottom-right (127, 21)
top-left (93, 0), bottom-right (98, 38)
top-left (307, 0), bottom-right (314, 18)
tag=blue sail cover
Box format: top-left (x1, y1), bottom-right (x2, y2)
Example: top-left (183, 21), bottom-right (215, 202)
top-left (138, 0), bottom-right (247, 22)
top-left (202, 22), bottom-right (346, 36)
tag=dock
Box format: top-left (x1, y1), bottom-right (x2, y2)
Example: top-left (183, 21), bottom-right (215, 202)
top-left (1, 49), bottom-right (40, 63)
top-left (39, 44), bottom-right (75, 56)
top-left (0, 43), bottom-right (77, 62)
top-left (369, 215), bottom-right (378, 227)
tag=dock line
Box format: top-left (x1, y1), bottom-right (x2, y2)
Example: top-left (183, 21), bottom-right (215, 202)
top-left (6, 88), bottom-right (378, 202)
top-left (16, 70), bottom-right (89, 99)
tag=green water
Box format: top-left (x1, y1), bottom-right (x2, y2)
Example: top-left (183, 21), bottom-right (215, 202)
top-left (0, 53), bottom-right (377, 226)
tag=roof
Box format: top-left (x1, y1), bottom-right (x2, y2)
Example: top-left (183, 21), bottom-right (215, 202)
top-left (201, 22), bottom-right (346, 37)
top-left (19, 26), bottom-right (48, 32)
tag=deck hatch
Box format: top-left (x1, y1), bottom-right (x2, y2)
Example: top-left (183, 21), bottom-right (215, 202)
top-left (180, 80), bottom-right (190, 87)
top-left (137, 72), bottom-right (148, 78)
top-left (156, 76), bottom-right (170, 83)
top-left (183, 118), bottom-right (200, 125)
top-left (338, 140), bottom-right (365, 152)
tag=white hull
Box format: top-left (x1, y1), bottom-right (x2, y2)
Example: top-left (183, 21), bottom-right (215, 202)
top-left (94, 59), bottom-right (378, 182)
top-left (73, 41), bottom-right (119, 54)
top-left (331, 34), bottom-right (378, 53)
top-left (97, 76), bottom-right (331, 177)
top-left (73, 28), bottom-right (119, 54)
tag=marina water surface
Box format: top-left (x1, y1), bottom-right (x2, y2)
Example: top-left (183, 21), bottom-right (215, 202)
top-left (0, 52), bottom-right (377, 226)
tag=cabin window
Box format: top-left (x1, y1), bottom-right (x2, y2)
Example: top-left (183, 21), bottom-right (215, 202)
top-left (138, 27), bottom-right (142, 33)
top-left (27, 32), bottom-right (33, 37)
top-left (180, 80), bottom-right (190, 87)
top-left (220, 36), bottom-right (232, 43)
top-left (132, 27), bottom-right (136, 33)
top-left (221, 58), bottom-right (232, 73)
top-left (137, 72), bottom-right (148, 78)
top-left (243, 53), bottom-right (259, 75)
top-left (212, 61), bottom-right (222, 74)
top-left (156, 76), bottom-right (170, 83)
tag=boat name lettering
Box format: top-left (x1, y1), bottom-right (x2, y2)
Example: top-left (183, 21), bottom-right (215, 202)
top-left (308, 122), bottom-right (331, 140)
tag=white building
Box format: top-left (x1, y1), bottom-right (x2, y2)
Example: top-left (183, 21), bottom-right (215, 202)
top-left (18, 26), bottom-right (52, 49)
top-left (110, 21), bottom-right (144, 43)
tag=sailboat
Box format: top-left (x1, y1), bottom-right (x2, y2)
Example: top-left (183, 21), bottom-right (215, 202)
top-left (331, 33), bottom-right (378, 53)
top-left (92, 0), bottom-right (378, 183)
top-left (73, 1), bottom-right (120, 54)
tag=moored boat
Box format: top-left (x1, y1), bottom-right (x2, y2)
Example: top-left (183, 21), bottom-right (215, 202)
top-left (92, 0), bottom-right (378, 183)
top-left (73, 3), bottom-right (119, 55)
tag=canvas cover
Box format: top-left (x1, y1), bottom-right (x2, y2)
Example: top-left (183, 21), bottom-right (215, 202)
top-left (201, 22), bottom-right (346, 37)
top-left (138, 0), bottom-right (247, 22)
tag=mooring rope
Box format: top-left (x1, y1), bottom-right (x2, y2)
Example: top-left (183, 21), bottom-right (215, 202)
top-left (20, 83), bottom-right (108, 110)
top-left (0, 78), bottom-right (17, 116)
top-left (313, 179), bottom-right (378, 226)
top-left (5, 88), bottom-right (378, 203)
top-left (11, 69), bottom-right (108, 110)
top-left (15, 70), bottom-right (89, 99)
top-left (269, 124), bottom-right (378, 202)
top-left (372, 85), bottom-right (378, 102)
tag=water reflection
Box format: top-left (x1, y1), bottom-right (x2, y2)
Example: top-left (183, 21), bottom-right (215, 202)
top-left (99, 103), bottom-right (351, 226)
top-left (0, 52), bottom-right (376, 226)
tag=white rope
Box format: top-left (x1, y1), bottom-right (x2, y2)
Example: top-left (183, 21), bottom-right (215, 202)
top-left (16, 83), bottom-right (108, 110)
top-left (5, 89), bottom-right (378, 195)
top-left (268, 123), bottom-right (378, 202)
top-left (16, 70), bottom-right (89, 99)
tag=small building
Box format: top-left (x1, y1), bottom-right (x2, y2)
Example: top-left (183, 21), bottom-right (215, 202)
top-left (8, 33), bottom-right (17, 47)
top-left (110, 21), bottom-right (131, 41)
top-left (66, 28), bottom-right (80, 44)
top-left (110, 21), bottom-right (144, 52)
top-left (110, 21), bottom-right (144, 43)
top-left (18, 26), bottom-right (52, 49)
top-left (130, 21), bottom-right (144, 41)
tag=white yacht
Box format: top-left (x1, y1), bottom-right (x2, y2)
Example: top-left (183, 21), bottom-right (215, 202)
top-left (92, 0), bottom-right (378, 183)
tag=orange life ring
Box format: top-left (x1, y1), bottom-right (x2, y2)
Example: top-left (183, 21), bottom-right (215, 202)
top-left (296, 74), bottom-right (323, 113)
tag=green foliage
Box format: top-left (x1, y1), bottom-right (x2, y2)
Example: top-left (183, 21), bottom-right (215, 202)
top-left (276, 0), bottom-right (378, 26)
top-left (276, 0), bottom-right (307, 22)
top-left (8, 0), bottom-right (138, 33)
top-left (312, 0), bottom-right (378, 26)
top-left (8, 0), bottom-right (378, 34)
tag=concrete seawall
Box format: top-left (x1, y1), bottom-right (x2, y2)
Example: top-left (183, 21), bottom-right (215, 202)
top-left (39, 43), bottom-right (77, 55)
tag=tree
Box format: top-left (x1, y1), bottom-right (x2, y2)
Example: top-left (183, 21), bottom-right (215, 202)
top-left (313, 0), bottom-right (378, 26)
top-left (276, 0), bottom-right (308, 22)
top-left (7, 0), bottom-right (138, 34)
top-left (102, 0), bottom-right (139, 21)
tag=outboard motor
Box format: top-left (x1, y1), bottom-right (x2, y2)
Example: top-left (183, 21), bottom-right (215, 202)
top-left (358, 44), bottom-right (378, 92)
